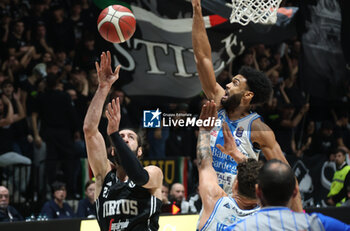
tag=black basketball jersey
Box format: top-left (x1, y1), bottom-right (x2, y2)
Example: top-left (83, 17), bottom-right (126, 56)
top-left (96, 170), bottom-right (161, 231)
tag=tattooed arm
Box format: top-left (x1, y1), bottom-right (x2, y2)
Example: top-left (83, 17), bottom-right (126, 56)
top-left (196, 101), bottom-right (226, 230)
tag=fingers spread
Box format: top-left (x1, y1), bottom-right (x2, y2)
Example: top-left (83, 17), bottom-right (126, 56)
top-left (105, 109), bottom-right (111, 121)
top-left (114, 65), bottom-right (121, 76)
top-left (116, 97), bottom-right (120, 114)
top-left (107, 51), bottom-right (111, 67)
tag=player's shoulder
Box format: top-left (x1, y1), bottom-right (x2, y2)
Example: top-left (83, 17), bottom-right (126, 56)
top-left (250, 118), bottom-right (276, 142)
top-left (144, 165), bottom-right (164, 181)
top-left (144, 165), bottom-right (163, 173)
top-left (251, 117), bottom-right (273, 132)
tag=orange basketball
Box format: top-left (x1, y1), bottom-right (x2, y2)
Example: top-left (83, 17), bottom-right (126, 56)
top-left (97, 5), bottom-right (136, 43)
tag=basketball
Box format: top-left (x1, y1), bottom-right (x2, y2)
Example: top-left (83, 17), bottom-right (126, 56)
top-left (97, 5), bottom-right (136, 43)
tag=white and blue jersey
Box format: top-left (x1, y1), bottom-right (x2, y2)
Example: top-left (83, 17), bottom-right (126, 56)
top-left (210, 109), bottom-right (261, 195)
top-left (225, 207), bottom-right (350, 231)
top-left (197, 197), bottom-right (259, 231)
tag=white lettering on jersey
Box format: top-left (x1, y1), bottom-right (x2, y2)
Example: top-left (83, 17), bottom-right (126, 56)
top-left (103, 199), bottom-right (138, 217)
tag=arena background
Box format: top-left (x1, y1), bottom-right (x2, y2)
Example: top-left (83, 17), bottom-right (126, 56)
top-left (0, 0), bottom-right (349, 229)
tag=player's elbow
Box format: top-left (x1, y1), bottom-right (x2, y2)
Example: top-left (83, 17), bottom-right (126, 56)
top-left (83, 121), bottom-right (95, 137)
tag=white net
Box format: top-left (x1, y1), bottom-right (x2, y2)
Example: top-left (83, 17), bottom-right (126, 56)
top-left (227, 0), bottom-right (282, 26)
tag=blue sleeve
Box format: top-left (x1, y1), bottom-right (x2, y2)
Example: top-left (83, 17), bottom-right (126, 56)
top-left (316, 213), bottom-right (350, 231)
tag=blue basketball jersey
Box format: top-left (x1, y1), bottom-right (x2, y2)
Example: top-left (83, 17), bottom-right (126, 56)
top-left (210, 109), bottom-right (261, 195)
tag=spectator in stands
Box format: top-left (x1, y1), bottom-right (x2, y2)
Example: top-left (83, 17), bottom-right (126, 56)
top-left (0, 13), bottom-right (11, 58)
top-left (310, 121), bottom-right (337, 157)
top-left (41, 181), bottom-right (75, 219)
top-left (334, 111), bottom-right (350, 153)
top-left (169, 183), bottom-right (197, 214)
top-left (8, 20), bottom-right (30, 59)
top-left (161, 182), bottom-right (171, 213)
top-left (241, 49), bottom-right (259, 70)
top-left (161, 182), bottom-right (170, 205)
top-left (327, 149), bottom-right (350, 207)
top-left (0, 94), bottom-right (31, 166)
top-left (73, 33), bottom-right (99, 71)
top-left (274, 103), bottom-right (309, 156)
top-left (31, 22), bottom-right (54, 57)
top-left (19, 64), bottom-right (43, 115)
top-left (32, 74), bottom-right (80, 197)
top-left (66, 67), bottom-right (88, 96)
top-left (46, 6), bottom-right (75, 54)
top-left (70, 2), bottom-right (84, 44)
top-left (226, 159), bottom-right (350, 231)
top-left (257, 55), bottom-right (270, 72)
top-left (0, 186), bottom-right (23, 222)
top-left (2, 51), bottom-right (35, 82)
top-left (24, 0), bottom-right (48, 39)
top-left (55, 48), bottom-right (73, 79)
top-left (1, 80), bottom-right (32, 157)
top-left (76, 180), bottom-right (96, 218)
top-left (292, 120), bottom-right (315, 158)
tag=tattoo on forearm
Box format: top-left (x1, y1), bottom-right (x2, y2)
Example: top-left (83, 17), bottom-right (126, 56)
top-left (197, 131), bottom-right (212, 166)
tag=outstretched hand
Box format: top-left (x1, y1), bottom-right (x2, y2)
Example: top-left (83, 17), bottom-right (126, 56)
top-left (199, 100), bottom-right (217, 131)
top-left (95, 51), bottom-right (121, 89)
top-left (106, 98), bottom-right (121, 135)
top-left (216, 122), bottom-right (247, 163)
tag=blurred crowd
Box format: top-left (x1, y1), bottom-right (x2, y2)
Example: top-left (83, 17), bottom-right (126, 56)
top-left (0, 0), bottom-right (349, 220)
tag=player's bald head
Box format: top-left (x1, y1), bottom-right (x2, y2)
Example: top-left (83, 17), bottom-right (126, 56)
top-left (257, 159), bottom-right (295, 206)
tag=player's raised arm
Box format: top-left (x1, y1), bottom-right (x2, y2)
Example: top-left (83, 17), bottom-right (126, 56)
top-left (106, 99), bottom-right (163, 192)
top-left (83, 51), bottom-right (121, 199)
top-left (251, 119), bottom-right (303, 212)
top-left (192, 0), bottom-right (225, 106)
top-left (197, 101), bottom-right (226, 228)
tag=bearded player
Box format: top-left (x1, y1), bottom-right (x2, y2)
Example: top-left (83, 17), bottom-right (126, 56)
top-left (191, 0), bottom-right (302, 212)
top-left (83, 51), bottom-right (163, 231)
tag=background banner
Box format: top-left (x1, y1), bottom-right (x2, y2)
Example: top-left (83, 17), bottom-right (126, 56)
top-left (102, 0), bottom-right (298, 99)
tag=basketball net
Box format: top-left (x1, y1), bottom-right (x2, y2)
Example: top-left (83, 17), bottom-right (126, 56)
top-left (227, 0), bottom-right (282, 26)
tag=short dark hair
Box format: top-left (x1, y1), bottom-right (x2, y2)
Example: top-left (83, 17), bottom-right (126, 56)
top-left (84, 180), bottom-right (95, 191)
top-left (336, 148), bottom-right (346, 156)
top-left (258, 159), bottom-right (295, 206)
top-left (238, 66), bottom-right (272, 105)
top-left (51, 181), bottom-right (66, 193)
top-left (237, 158), bottom-right (262, 199)
top-left (1, 79), bottom-right (13, 89)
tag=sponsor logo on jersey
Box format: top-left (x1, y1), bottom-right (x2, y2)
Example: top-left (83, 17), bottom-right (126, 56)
top-left (223, 203), bottom-right (231, 209)
top-left (235, 126), bottom-right (244, 137)
top-left (109, 218), bottom-right (130, 231)
top-left (128, 181), bottom-right (135, 188)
